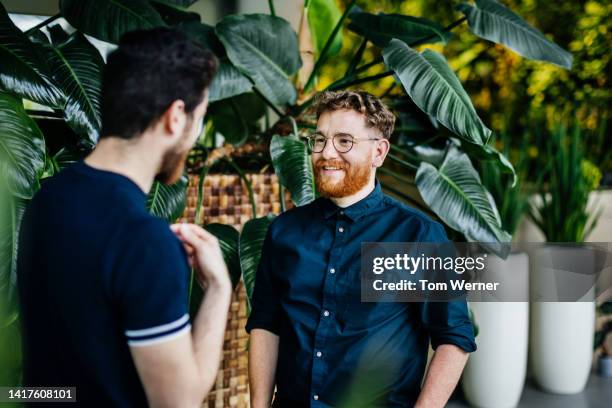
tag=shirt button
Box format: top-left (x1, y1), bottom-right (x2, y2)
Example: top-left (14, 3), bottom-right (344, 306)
top-left (323, 310), bottom-right (330, 317)
top-left (338, 227), bottom-right (344, 233)
top-left (316, 351), bottom-right (322, 358)
top-left (340, 210), bottom-right (344, 215)
top-left (313, 395), bottom-right (319, 401)
top-left (330, 268), bottom-right (335, 274)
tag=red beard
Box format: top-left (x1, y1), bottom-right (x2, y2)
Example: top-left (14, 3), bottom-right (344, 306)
top-left (314, 158), bottom-right (372, 198)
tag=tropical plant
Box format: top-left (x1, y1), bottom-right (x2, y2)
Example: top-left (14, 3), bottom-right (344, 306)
top-left (480, 130), bottom-right (530, 236)
top-left (528, 119), bottom-right (602, 242)
top-left (0, 0), bottom-right (574, 379)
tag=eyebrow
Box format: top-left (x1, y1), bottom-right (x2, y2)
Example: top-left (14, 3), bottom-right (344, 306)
top-left (313, 131), bottom-right (354, 138)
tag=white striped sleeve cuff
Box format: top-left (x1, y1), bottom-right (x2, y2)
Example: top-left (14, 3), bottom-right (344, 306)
top-left (125, 314), bottom-right (191, 347)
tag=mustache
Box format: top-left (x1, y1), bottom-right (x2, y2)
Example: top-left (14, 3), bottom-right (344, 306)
top-left (314, 159), bottom-right (349, 170)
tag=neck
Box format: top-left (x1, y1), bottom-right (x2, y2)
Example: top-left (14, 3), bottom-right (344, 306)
top-left (330, 177), bottom-right (376, 208)
top-left (84, 136), bottom-right (161, 194)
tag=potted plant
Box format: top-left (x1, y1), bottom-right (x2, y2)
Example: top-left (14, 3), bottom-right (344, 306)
top-left (595, 301), bottom-right (612, 377)
top-left (461, 131), bottom-right (531, 408)
top-left (528, 119), bottom-right (602, 394)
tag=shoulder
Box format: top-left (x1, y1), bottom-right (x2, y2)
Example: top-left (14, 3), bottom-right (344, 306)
top-left (120, 216), bottom-right (180, 248)
top-left (379, 194), bottom-right (447, 241)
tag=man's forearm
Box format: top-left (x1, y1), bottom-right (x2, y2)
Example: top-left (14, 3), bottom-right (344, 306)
top-left (192, 280), bottom-right (233, 397)
top-left (416, 344), bottom-right (469, 408)
top-left (249, 328), bottom-right (280, 408)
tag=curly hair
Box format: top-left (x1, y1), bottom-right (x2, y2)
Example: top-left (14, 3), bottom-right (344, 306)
top-left (313, 90), bottom-right (396, 139)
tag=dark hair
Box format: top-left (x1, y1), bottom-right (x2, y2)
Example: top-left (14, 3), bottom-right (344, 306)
top-left (313, 90), bottom-right (396, 139)
top-left (100, 27), bottom-right (218, 140)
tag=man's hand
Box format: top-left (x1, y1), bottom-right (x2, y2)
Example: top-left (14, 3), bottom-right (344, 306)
top-left (131, 223), bottom-right (232, 407)
top-left (170, 223), bottom-right (230, 290)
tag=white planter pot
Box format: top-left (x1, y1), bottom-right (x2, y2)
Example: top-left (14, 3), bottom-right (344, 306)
top-left (530, 245), bottom-right (596, 394)
top-left (462, 252), bottom-right (529, 408)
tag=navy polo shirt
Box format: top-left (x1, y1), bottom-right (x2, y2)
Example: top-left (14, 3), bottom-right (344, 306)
top-left (17, 160), bottom-right (191, 407)
top-left (246, 180), bottom-right (476, 407)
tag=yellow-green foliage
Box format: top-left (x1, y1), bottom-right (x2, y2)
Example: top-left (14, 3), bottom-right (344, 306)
top-left (317, 1), bottom-right (609, 170)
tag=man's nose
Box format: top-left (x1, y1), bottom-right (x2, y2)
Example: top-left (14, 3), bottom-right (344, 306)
top-left (321, 138), bottom-right (339, 160)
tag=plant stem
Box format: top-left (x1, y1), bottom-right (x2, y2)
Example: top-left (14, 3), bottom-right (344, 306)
top-left (253, 87), bottom-right (283, 117)
top-left (329, 70), bottom-right (393, 90)
top-left (378, 167), bottom-right (415, 185)
top-left (390, 144), bottom-right (422, 161)
top-left (387, 152), bottom-right (419, 170)
top-left (194, 165), bottom-right (209, 225)
top-left (380, 82), bottom-right (397, 98)
top-left (279, 183), bottom-right (287, 212)
top-left (268, 0), bottom-right (276, 16)
top-left (225, 158), bottom-right (257, 217)
top-left (344, 38), bottom-right (368, 76)
top-left (294, 14), bottom-right (467, 114)
top-left (353, 56), bottom-right (384, 75)
top-left (380, 183), bottom-right (433, 215)
top-left (413, 134), bottom-right (442, 147)
top-left (24, 14), bottom-right (61, 35)
top-left (348, 16), bottom-right (467, 76)
top-left (410, 16), bottom-right (467, 47)
top-left (286, 116), bottom-right (299, 137)
top-left (304, 0), bottom-right (357, 92)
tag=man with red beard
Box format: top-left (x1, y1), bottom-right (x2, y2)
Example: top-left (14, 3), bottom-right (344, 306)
top-left (17, 29), bottom-right (232, 407)
top-left (247, 91), bottom-right (476, 408)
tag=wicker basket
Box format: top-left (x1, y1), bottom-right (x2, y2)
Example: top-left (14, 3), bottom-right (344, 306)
top-left (180, 172), bottom-right (291, 408)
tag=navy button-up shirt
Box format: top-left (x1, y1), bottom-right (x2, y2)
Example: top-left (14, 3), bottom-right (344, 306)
top-left (246, 180), bottom-right (476, 407)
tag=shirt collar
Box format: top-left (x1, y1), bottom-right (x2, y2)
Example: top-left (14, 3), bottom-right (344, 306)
top-left (321, 180), bottom-right (383, 221)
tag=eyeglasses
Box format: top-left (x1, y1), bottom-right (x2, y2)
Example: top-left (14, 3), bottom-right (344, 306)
top-left (307, 133), bottom-right (382, 153)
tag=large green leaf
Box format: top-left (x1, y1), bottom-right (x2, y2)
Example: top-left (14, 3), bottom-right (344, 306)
top-left (209, 61), bottom-right (252, 102)
top-left (0, 4), bottom-right (63, 107)
top-left (46, 32), bottom-right (104, 146)
top-left (457, 0), bottom-right (572, 69)
top-left (415, 147), bottom-right (511, 251)
top-left (53, 145), bottom-right (89, 172)
top-left (383, 39), bottom-right (490, 145)
top-left (216, 14), bottom-right (301, 106)
top-left (0, 91), bottom-right (45, 199)
top-left (146, 174), bottom-right (188, 222)
top-left (162, 0), bottom-right (198, 6)
top-left (307, 0), bottom-right (343, 57)
top-left (204, 223), bottom-right (241, 288)
top-left (209, 93), bottom-right (266, 145)
top-left (270, 134), bottom-right (317, 207)
top-left (0, 193), bottom-right (25, 308)
top-left (59, 0), bottom-right (166, 44)
top-left (240, 214), bottom-right (274, 306)
top-left (177, 21), bottom-right (225, 57)
top-left (348, 12), bottom-right (451, 48)
top-left (459, 139), bottom-right (517, 186)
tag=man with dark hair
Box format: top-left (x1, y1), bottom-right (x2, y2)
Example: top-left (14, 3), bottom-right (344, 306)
top-left (17, 28), bottom-right (230, 407)
top-left (247, 90), bottom-right (476, 408)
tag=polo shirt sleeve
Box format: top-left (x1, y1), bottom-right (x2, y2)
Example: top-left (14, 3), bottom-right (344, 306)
top-left (111, 218), bottom-right (191, 347)
top-left (415, 221), bottom-right (477, 353)
top-left (245, 221), bottom-right (281, 335)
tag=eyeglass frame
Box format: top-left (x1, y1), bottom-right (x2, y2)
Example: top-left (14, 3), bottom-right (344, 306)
top-left (306, 132), bottom-right (382, 153)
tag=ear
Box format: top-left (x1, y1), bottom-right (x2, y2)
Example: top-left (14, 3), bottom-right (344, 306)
top-left (372, 138), bottom-right (390, 168)
top-left (161, 99), bottom-right (187, 139)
